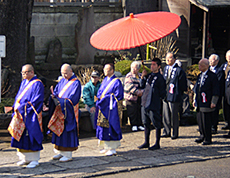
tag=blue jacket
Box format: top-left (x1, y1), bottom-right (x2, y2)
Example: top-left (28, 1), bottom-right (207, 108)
top-left (163, 63), bottom-right (187, 102)
top-left (83, 80), bottom-right (101, 108)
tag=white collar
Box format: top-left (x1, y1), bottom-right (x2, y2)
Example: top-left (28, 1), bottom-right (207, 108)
top-left (202, 70), bottom-right (208, 75)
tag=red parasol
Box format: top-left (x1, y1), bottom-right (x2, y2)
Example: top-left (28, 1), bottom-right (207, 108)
top-left (90, 11), bottom-right (181, 51)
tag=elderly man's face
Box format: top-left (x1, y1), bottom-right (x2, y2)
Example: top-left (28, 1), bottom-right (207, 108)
top-left (61, 68), bottom-right (72, 80)
top-left (166, 53), bottom-right (175, 66)
top-left (131, 64), bottom-right (139, 75)
top-left (199, 61), bottom-right (208, 72)
top-left (209, 55), bottom-right (218, 67)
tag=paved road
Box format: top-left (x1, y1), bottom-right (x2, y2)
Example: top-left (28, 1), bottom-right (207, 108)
top-left (1, 122), bottom-right (230, 177)
top-left (100, 157), bottom-right (230, 178)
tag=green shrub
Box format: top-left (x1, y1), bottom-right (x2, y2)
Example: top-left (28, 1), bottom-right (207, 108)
top-left (0, 98), bottom-right (15, 113)
top-left (115, 60), bottom-right (151, 76)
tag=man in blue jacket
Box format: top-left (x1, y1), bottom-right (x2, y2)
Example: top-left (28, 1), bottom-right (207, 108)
top-left (162, 52), bottom-right (187, 139)
top-left (83, 71), bottom-right (101, 130)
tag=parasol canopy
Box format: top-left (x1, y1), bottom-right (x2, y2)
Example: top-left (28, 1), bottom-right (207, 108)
top-left (90, 11), bottom-right (181, 51)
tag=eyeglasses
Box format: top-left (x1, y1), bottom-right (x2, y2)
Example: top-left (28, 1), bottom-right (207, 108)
top-left (21, 71), bottom-right (31, 75)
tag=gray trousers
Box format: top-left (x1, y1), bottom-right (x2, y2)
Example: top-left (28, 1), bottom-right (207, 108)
top-left (162, 100), bottom-right (180, 137)
top-left (85, 105), bottom-right (96, 130)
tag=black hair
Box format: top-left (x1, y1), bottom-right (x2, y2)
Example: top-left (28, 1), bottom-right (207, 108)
top-left (152, 58), bottom-right (161, 66)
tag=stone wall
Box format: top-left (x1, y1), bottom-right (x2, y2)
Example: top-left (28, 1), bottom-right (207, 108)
top-left (31, 3), bottom-right (123, 63)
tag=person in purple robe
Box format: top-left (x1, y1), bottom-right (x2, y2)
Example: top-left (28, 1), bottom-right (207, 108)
top-left (9, 64), bottom-right (44, 168)
top-left (49, 63), bottom-right (81, 162)
top-left (95, 63), bottom-right (124, 156)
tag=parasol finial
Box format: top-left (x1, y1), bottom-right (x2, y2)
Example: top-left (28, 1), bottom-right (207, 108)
top-left (129, 13), bottom-right (134, 18)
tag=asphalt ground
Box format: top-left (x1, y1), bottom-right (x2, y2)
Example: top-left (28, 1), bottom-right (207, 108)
top-left (1, 122), bottom-right (230, 178)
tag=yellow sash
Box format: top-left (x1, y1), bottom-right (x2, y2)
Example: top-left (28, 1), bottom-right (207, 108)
top-left (58, 78), bottom-right (77, 98)
top-left (100, 78), bottom-right (118, 99)
top-left (8, 79), bottom-right (43, 141)
top-left (58, 78), bottom-right (79, 124)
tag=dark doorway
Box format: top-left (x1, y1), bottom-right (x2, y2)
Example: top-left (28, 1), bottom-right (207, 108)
top-left (209, 7), bottom-right (230, 64)
top-left (190, 5), bottom-right (203, 64)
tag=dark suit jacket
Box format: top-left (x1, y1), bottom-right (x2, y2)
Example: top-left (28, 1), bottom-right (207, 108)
top-left (225, 70), bottom-right (230, 104)
top-left (163, 63), bottom-right (187, 103)
top-left (210, 65), bottom-right (225, 97)
top-left (194, 70), bottom-right (219, 110)
top-left (140, 72), bottom-right (166, 111)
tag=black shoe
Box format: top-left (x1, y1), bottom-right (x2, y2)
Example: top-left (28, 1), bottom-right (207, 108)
top-left (222, 125), bottom-right (230, 130)
top-left (148, 144), bottom-right (160, 150)
top-left (211, 127), bottom-right (217, 134)
top-left (195, 138), bottom-right (204, 143)
top-left (171, 136), bottom-right (178, 140)
top-left (202, 141), bottom-right (212, 145)
top-left (161, 134), bottom-right (171, 138)
top-left (138, 143), bottom-right (149, 149)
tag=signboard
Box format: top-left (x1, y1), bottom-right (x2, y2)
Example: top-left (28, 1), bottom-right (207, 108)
top-left (0, 35), bottom-right (6, 57)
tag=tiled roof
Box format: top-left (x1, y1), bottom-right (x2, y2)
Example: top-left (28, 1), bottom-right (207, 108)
top-left (195, 0), bottom-right (230, 7)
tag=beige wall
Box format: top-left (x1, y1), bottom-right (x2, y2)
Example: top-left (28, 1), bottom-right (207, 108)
top-left (161, 0), bottom-right (191, 62)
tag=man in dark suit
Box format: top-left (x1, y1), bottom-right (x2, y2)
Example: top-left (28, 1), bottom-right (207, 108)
top-left (138, 58), bottom-right (166, 150)
top-left (161, 52), bottom-right (187, 139)
top-left (208, 54), bottom-right (225, 134)
top-left (223, 69), bottom-right (230, 138)
top-left (193, 58), bottom-right (219, 145)
top-left (219, 50), bottom-right (230, 132)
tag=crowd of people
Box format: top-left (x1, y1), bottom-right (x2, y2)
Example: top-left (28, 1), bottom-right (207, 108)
top-left (7, 50), bottom-right (230, 168)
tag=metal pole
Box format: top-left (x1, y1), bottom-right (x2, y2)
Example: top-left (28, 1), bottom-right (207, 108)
top-left (146, 43), bottom-right (150, 60)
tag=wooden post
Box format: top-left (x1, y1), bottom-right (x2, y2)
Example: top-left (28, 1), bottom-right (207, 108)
top-left (202, 11), bottom-right (207, 58)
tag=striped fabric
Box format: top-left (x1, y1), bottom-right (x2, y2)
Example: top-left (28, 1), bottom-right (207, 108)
top-left (124, 72), bottom-right (142, 101)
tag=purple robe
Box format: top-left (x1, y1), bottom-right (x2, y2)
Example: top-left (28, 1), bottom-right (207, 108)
top-left (11, 76), bottom-right (44, 151)
top-left (50, 75), bottom-right (81, 148)
top-left (95, 75), bottom-right (124, 141)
